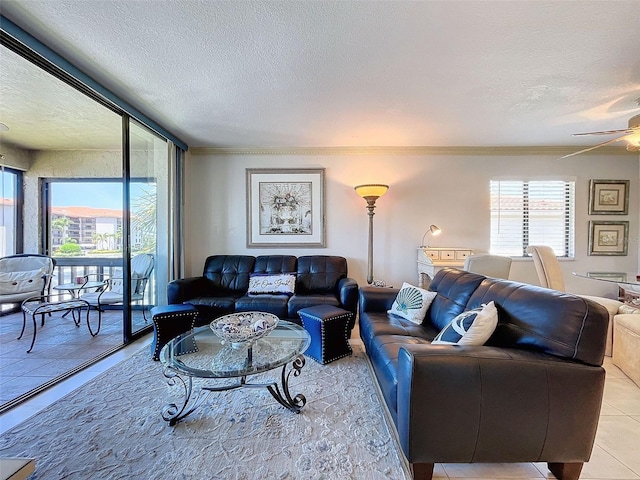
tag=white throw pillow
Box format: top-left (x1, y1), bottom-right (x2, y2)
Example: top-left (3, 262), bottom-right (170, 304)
top-left (619, 304), bottom-right (640, 315)
top-left (387, 282), bottom-right (437, 324)
top-left (248, 273), bottom-right (296, 295)
top-left (432, 301), bottom-right (498, 345)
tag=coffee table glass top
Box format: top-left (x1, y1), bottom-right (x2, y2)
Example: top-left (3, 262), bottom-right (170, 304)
top-left (160, 320), bottom-right (310, 379)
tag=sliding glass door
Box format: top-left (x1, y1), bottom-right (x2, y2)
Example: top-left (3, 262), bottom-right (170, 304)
top-left (0, 166), bottom-right (21, 257)
top-left (128, 120), bottom-right (168, 336)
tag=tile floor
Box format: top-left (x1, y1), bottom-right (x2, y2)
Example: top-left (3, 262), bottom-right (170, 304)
top-left (0, 308), bottom-right (148, 407)
top-left (0, 334), bottom-right (639, 479)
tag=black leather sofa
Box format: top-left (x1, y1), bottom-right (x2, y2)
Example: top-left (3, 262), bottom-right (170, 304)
top-left (168, 254), bottom-right (358, 329)
top-left (359, 267), bottom-right (609, 480)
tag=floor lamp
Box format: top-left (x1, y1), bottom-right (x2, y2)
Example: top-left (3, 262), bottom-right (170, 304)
top-left (355, 184), bottom-right (389, 284)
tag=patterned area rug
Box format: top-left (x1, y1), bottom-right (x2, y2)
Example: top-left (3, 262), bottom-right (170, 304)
top-left (0, 343), bottom-right (411, 479)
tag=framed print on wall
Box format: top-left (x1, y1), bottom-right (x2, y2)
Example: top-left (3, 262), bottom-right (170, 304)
top-left (588, 220), bottom-right (629, 256)
top-left (589, 179), bottom-right (629, 214)
top-left (246, 168), bottom-right (325, 248)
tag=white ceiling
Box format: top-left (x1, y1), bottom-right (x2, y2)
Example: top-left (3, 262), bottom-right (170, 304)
top-left (1, 0), bottom-right (640, 152)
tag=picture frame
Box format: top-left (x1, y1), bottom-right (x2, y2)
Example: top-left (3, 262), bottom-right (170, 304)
top-left (589, 179), bottom-right (629, 215)
top-left (246, 168), bottom-right (325, 248)
top-left (588, 220), bottom-right (629, 256)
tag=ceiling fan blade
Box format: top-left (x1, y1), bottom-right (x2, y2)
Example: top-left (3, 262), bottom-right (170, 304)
top-left (572, 128), bottom-right (635, 136)
top-left (559, 135), bottom-right (628, 159)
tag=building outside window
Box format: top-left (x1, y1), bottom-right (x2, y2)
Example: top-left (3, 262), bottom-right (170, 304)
top-left (490, 179), bottom-right (575, 258)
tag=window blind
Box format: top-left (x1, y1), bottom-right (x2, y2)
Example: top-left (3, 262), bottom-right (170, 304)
top-left (490, 180), bottom-right (575, 257)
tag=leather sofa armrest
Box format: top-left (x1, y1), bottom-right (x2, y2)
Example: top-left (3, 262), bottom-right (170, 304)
top-left (167, 276), bottom-right (211, 304)
top-left (358, 286), bottom-right (398, 313)
top-left (338, 277), bottom-right (359, 314)
top-left (395, 344), bottom-right (604, 463)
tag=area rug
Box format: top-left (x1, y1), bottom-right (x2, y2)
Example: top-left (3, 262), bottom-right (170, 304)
top-left (0, 343), bottom-right (411, 479)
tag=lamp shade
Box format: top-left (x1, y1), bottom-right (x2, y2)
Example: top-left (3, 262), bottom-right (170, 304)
top-left (354, 184), bottom-right (389, 199)
top-left (420, 224), bottom-right (442, 247)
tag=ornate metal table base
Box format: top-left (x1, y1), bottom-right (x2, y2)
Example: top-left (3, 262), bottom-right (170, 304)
top-left (162, 354), bottom-right (306, 426)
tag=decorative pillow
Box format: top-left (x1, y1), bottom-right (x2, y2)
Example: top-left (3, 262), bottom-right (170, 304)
top-left (248, 273), bottom-right (296, 295)
top-left (432, 301), bottom-right (498, 345)
top-left (0, 268), bottom-right (46, 295)
top-left (619, 304), bottom-right (640, 315)
top-left (387, 282), bottom-right (437, 324)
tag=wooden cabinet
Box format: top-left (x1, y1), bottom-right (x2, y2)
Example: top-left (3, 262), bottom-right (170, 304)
top-left (417, 247), bottom-right (474, 288)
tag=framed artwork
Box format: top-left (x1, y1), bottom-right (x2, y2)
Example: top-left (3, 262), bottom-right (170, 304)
top-left (589, 179), bottom-right (629, 215)
top-left (588, 220), bottom-right (629, 256)
top-left (246, 168), bottom-right (325, 248)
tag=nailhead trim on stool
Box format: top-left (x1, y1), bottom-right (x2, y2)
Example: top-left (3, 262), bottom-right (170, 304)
top-left (298, 305), bottom-right (353, 365)
top-left (150, 304), bottom-right (199, 361)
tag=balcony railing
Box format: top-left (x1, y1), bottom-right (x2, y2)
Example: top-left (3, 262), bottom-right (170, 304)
top-left (51, 256), bottom-right (156, 305)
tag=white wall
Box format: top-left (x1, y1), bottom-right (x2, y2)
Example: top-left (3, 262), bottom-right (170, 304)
top-left (184, 149), bottom-right (638, 299)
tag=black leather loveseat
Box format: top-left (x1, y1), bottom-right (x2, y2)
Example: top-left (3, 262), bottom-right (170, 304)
top-left (168, 254), bottom-right (358, 330)
top-left (359, 267), bottom-right (609, 480)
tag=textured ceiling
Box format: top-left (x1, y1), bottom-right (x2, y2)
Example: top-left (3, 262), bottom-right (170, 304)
top-left (1, 0), bottom-right (640, 151)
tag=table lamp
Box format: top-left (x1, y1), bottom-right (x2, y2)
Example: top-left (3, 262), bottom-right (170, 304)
top-left (420, 224), bottom-right (441, 248)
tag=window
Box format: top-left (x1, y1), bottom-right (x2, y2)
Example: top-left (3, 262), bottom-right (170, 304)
top-left (490, 179), bottom-right (575, 257)
top-left (0, 165), bottom-right (23, 256)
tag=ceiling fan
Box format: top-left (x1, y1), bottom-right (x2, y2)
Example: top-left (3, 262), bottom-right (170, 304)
top-left (560, 111), bottom-right (640, 159)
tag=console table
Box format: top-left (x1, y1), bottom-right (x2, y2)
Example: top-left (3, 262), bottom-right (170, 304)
top-left (417, 247), bottom-right (474, 288)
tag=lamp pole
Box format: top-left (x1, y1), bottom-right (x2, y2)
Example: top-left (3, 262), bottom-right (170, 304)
top-left (364, 196), bottom-right (377, 285)
top-left (355, 184), bottom-right (389, 285)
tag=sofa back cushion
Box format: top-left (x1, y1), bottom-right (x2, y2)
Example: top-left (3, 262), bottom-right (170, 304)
top-left (469, 276), bottom-right (608, 366)
top-left (253, 255), bottom-right (297, 275)
top-left (430, 268), bottom-right (609, 366)
top-left (203, 255), bottom-right (256, 294)
top-left (295, 256), bottom-right (347, 294)
top-left (427, 268), bottom-right (486, 331)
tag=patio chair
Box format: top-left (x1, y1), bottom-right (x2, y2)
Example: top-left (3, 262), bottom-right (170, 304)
top-left (80, 253), bottom-right (154, 323)
top-left (0, 254), bottom-right (56, 313)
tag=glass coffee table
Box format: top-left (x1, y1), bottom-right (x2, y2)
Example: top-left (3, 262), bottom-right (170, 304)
top-left (159, 320), bottom-right (311, 426)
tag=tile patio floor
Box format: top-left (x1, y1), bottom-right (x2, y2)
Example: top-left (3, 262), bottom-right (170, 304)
top-left (0, 307), bottom-right (149, 408)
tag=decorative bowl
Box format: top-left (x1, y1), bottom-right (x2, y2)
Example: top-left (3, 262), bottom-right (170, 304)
top-left (210, 311), bottom-right (279, 348)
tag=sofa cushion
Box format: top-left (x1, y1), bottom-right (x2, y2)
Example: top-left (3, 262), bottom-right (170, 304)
top-left (235, 294), bottom-right (289, 318)
top-left (203, 255), bottom-right (256, 294)
top-left (295, 256), bottom-right (347, 294)
top-left (288, 293), bottom-right (341, 320)
top-left (388, 282), bottom-right (437, 324)
top-left (0, 268), bottom-right (46, 295)
top-left (426, 269), bottom-right (486, 331)
top-left (253, 255), bottom-right (297, 274)
top-left (186, 296), bottom-right (238, 326)
top-left (469, 275), bottom-right (608, 366)
top-left (432, 301), bottom-right (498, 345)
top-left (248, 273), bottom-right (296, 295)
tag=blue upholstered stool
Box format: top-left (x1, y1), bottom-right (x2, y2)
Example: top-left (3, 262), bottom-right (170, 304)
top-left (297, 305), bottom-right (353, 364)
top-left (150, 304), bottom-right (199, 361)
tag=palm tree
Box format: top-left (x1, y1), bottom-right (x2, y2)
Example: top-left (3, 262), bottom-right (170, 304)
top-left (52, 216), bottom-right (70, 244)
top-left (92, 232), bottom-right (109, 250)
top-left (132, 185), bottom-right (156, 251)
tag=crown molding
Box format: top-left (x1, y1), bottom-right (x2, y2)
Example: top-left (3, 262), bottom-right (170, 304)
top-left (189, 145), bottom-right (636, 157)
